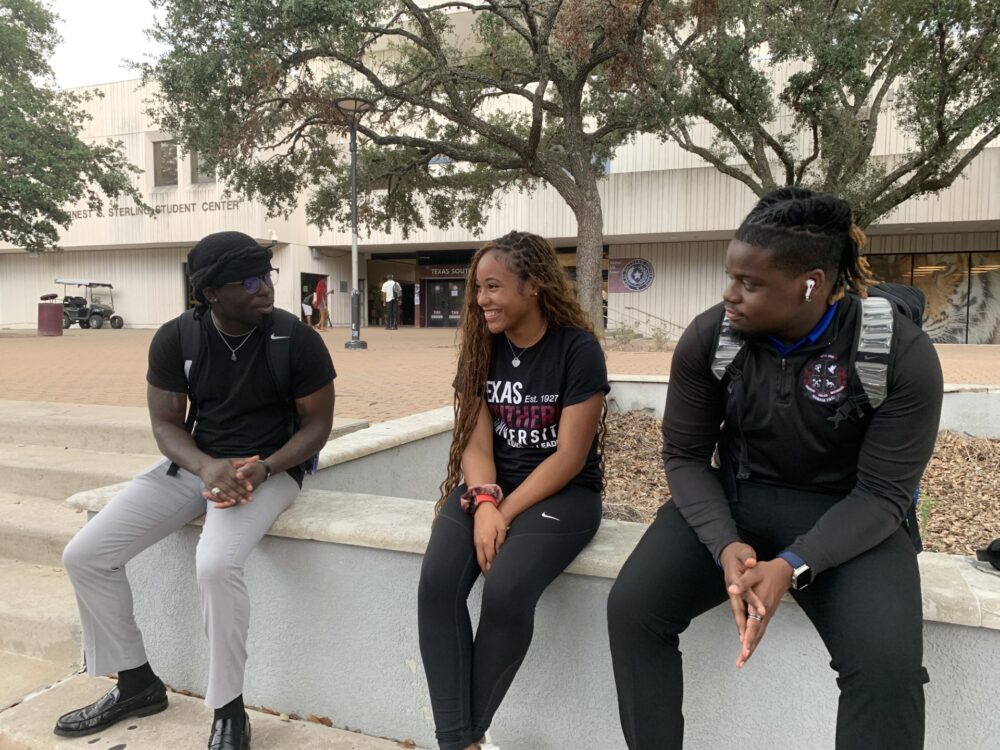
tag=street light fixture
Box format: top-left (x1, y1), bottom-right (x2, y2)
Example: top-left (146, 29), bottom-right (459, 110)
top-left (335, 96), bottom-right (375, 350)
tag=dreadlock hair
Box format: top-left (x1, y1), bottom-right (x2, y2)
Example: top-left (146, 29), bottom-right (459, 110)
top-left (436, 230), bottom-right (607, 514)
top-left (734, 186), bottom-right (879, 304)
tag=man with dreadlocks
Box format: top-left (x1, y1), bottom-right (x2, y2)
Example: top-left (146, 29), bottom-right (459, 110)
top-left (418, 231), bottom-right (609, 750)
top-left (56, 231), bottom-right (335, 750)
top-left (608, 188), bottom-right (942, 749)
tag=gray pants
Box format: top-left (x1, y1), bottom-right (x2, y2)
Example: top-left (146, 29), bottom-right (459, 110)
top-left (62, 459), bottom-right (298, 708)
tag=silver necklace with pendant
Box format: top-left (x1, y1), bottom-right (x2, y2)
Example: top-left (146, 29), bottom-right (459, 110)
top-left (211, 310), bottom-right (255, 361)
top-left (505, 325), bottom-right (547, 368)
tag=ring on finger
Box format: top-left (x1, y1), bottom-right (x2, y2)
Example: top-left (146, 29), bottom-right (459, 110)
top-left (747, 611), bottom-right (762, 622)
top-left (210, 487), bottom-right (222, 497)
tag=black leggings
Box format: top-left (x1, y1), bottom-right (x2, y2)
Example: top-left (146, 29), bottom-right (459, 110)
top-left (607, 482), bottom-right (927, 750)
top-left (418, 482), bottom-right (602, 750)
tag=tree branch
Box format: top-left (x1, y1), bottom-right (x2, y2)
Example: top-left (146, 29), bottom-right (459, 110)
top-left (668, 119), bottom-right (764, 195)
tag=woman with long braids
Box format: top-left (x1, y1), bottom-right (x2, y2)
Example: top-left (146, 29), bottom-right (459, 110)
top-left (418, 231), bottom-right (609, 750)
top-left (608, 187), bottom-right (943, 749)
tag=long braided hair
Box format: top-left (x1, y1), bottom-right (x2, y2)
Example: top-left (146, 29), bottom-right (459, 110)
top-left (734, 186), bottom-right (879, 303)
top-left (436, 231), bottom-right (607, 513)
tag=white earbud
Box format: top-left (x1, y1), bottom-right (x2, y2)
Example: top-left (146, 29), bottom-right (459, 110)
top-left (804, 279), bottom-right (816, 301)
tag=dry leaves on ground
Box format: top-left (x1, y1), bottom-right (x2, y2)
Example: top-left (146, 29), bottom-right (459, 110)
top-left (603, 412), bottom-right (1000, 556)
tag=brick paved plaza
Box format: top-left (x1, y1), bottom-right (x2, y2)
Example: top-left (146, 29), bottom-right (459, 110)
top-left (0, 325), bottom-right (996, 422)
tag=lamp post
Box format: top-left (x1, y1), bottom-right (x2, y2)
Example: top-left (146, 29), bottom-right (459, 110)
top-left (335, 96), bottom-right (375, 350)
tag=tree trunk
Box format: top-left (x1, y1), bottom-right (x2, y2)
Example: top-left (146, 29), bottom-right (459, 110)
top-left (572, 187), bottom-right (606, 333)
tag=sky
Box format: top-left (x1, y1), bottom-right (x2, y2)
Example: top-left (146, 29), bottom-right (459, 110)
top-left (47, 0), bottom-right (164, 89)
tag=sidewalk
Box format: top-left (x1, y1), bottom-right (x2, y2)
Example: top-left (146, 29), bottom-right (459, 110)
top-left (0, 326), bottom-right (997, 421)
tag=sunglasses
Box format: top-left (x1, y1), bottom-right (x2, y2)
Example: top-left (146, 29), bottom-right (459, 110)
top-left (224, 269), bottom-right (279, 294)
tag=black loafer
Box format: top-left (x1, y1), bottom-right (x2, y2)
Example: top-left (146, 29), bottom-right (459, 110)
top-left (208, 712), bottom-right (251, 750)
top-left (53, 678), bottom-right (168, 737)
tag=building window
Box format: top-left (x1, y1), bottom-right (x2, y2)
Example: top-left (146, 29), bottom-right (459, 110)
top-left (867, 250), bottom-right (1000, 345)
top-left (153, 141), bottom-right (178, 186)
top-left (190, 151), bottom-right (215, 184)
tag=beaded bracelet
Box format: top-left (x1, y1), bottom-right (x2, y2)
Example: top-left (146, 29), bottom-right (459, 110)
top-left (459, 483), bottom-right (504, 514)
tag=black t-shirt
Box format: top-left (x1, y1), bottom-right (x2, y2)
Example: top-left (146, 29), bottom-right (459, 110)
top-left (486, 326), bottom-right (609, 491)
top-left (147, 311), bottom-right (335, 462)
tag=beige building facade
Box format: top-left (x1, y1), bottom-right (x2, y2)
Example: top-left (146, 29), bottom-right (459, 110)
top-left (2, 77), bottom-right (998, 343)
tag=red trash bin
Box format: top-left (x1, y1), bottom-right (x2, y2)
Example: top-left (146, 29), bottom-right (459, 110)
top-left (38, 293), bottom-right (64, 337)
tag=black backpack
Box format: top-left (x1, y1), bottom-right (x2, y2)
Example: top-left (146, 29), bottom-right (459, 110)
top-left (165, 307), bottom-right (318, 477)
top-left (977, 539), bottom-right (1000, 571)
top-left (711, 282), bottom-right (928, 550)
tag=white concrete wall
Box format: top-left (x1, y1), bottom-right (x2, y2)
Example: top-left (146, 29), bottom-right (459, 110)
top-left (607, 378), bottom-right (1000, 438)
top-left (75, 501), bottom-right (1000, 750)
top-left (66, 407), bottom-right (1000, 749)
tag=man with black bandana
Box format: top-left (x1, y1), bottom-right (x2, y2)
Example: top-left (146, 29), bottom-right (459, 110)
top-left (56, 231), bottom-right (335, 750)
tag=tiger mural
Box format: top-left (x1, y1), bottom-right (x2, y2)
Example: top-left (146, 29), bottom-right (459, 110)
top-left (865, 252), bottom-right (1000, 345)
top-left (913, 253), bottom-right (1000, 345)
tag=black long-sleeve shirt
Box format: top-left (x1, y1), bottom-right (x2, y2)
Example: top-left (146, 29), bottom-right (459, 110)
top-left (662, 296), bottom-right (943, 575)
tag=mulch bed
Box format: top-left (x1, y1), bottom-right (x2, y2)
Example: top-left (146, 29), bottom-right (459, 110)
top-left (603, 412), bottom-right (1000, 556)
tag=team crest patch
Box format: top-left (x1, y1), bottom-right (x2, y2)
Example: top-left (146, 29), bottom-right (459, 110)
top-left (803, 354), bottom-right (847, 404)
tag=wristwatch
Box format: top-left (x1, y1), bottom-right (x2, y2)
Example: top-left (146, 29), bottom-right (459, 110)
top-left (790, 562), bottom-right (812, 591)
top-left (778, 551), bottom-right (812, 591)
top-left (259, 459), bottom-right (272, 483)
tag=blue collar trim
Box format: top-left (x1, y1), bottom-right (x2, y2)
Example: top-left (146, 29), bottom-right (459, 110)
top-left (768, 301), bottom-right (839, 357)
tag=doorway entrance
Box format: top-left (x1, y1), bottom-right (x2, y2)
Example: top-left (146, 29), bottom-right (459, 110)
top-left (425, 280), bottom-right (465, 327)
top-left (300, 272), bottom-right (327, 327)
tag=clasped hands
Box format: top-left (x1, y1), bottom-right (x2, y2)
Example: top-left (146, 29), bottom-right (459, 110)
top-left (198, 455), bottom-right (266, 509)
top-left (720, 541), bottom-right (794, 669)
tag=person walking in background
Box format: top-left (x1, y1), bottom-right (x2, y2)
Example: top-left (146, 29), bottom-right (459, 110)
top-left (381, 273), bottom-right (400, 329)
top-left (313, 277), bottom-right (329, 330)
top-left (607, 188), bottom-right (943, 749)
top-left (55, 231), bottom-right (335, 750)
top-left (418, 231), bottom-right (609, 750)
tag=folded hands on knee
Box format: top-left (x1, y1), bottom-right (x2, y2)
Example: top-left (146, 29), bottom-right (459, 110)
top-left (198, 456), bottom-right (263, 508)
top-left (721, 541), bottom-right (794, 668)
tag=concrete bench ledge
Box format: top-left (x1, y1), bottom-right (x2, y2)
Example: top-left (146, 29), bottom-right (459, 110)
top-left (66, 486), bottom-right (1000, 633)
top-left (315, 406), bottom-right (453, 471)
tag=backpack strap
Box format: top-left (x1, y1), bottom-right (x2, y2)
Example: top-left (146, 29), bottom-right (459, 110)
top-left (167, 309), bottom-right (204, 477)
top-left (711, 316), bottom-right (745, 381)
top-left (711, 315), bottom-right (752, 480)
top-left (853, 297), bottom-right (924, 550)
top-left (263, 308), bottom-right (297, 398)
top-left (264, 308), bottom-right (320, 475)
top-left (854, 296), bottom-right (894, 409)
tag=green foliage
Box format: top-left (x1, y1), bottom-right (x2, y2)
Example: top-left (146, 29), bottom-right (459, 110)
top-left (649, 325), bottom-right (672, 351)
top-left (919, 490), bottom-right (936, 534)
top-left (143, 0), bottom-right (661, 328)
top-left (606, 325), bottom-right (638, 350)
top-left (0, 0), bottom-right (144, 252)
top-left (650, 0), bottom-right (1000, 226)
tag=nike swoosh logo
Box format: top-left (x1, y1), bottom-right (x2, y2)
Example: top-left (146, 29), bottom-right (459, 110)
top-left (270, 334), bottom-right (290, 340)
top-left (541, 512), bottom-right (560, 521)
